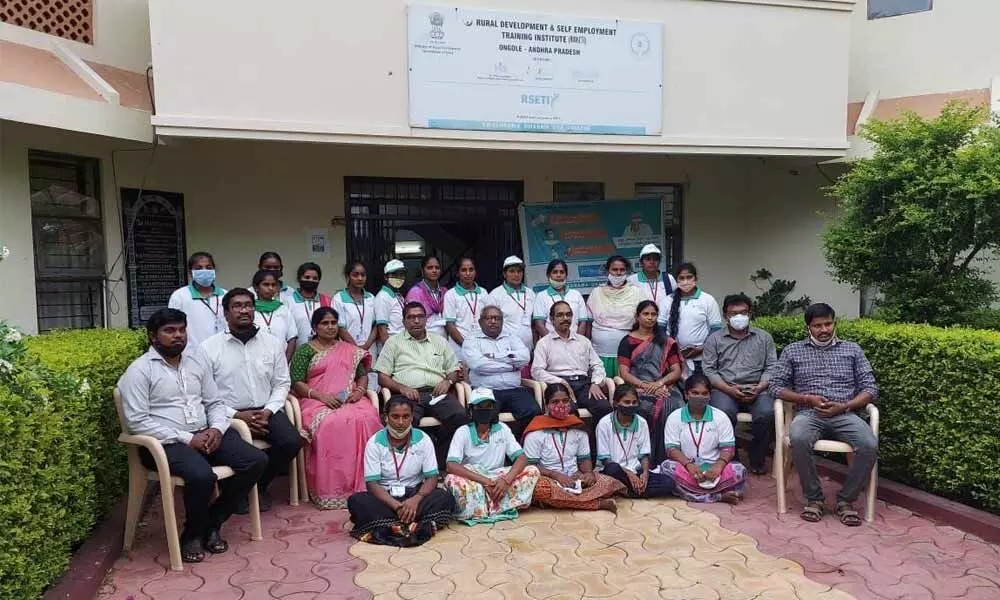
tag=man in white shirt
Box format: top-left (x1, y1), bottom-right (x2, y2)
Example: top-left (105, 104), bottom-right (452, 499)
top-left (464, 305), bottom-right (541, 438)
top-left (167, 252), bottom-right (227, 350)
top-left (531, 301), bottom-right (612, 425)
top-left (118, 308), bottom-right (266, 563)
top-left (198, 288), bottom-right (299, 512)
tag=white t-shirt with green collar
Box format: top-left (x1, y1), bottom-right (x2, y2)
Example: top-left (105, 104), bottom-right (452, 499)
top-left (664, 405), bottom-right (735, 465)
top-left (374, 286), bottom-right (406, 336)
top-left (444, 284), bottom-right (488, 341)
top-left (596, 413), bottom-right (652, 472)
top-left (363, 428), bottom-right (439, 489)
top-left (531, 286), bottom-right (591, 334)
top-left (168, 284), bottom-right (227, 350)
top-left (447, 422), bottom-right (523, 471)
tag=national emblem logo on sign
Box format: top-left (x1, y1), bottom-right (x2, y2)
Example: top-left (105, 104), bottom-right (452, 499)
top-left (429, 11), bottom-right (445, 40)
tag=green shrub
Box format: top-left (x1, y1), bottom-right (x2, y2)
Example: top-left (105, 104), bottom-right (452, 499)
top-left (0, 324), bottom-right (146, 599)
top-left (756, 316), bottom-right (1000, 513)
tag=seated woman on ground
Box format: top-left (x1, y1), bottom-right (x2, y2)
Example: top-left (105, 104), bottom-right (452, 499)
top-left (348, 397), bottom-right (455, 547)
top-left (444, 388), bottom-right (540, 525)
top-left (596, 384), bottom-right (676, 499)
top-left (290, 307), bottom-right (382, 509)
top-left (618, 300), bottom-right (684, 464)
top-left (523, 383), bottom-right (624, 513)
top-left (660, 373), bottom-right (748, 504)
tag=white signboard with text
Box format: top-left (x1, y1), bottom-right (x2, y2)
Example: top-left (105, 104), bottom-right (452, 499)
top-left (407, 5), bottom-right (663, 135)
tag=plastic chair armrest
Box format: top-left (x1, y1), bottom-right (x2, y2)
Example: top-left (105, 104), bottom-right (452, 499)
top-left (456, 381), bottom-right (466, 406)
top-left (229, 418), bottom-right (253, 443)
top-left (118, 433), bottom-right (172, 482)
top-left (866, 403), bottom-right (879, 437)
top-left (613, 376), bottom-right (625, 386)
top-left (366, 390), bottom-right (379, 411)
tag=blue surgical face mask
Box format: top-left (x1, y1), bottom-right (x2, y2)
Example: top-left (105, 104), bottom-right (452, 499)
top-left (191, 269), bottom-right (216, 287)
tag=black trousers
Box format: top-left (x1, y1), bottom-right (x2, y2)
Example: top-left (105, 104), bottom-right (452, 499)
top-left (493, 386), bottom-right (542, 439)
top-left (602, 462), bottom-right (676, 498)
top-left (249, 409), bottom-right (303, 491)
top-left (141, 429), bottom-right (267, 542)
top-left (392, 389), bottom-right (467, 466)
top-left (565, 376), bottom-right (612, 460)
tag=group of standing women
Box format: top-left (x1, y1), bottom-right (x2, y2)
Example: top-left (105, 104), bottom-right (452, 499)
top-left (171, 247), bottom-right (745, 549)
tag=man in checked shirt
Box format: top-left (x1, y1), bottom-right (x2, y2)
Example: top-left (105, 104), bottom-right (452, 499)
top-left (769, 303), bottom-right (878, 527)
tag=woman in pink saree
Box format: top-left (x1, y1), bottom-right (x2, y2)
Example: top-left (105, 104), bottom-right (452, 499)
top-left (290, 306), bottom-right (382, 509)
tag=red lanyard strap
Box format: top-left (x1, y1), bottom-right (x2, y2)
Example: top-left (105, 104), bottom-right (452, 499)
top-left (687, 422), bottom-right (706, 461)
top-left (464, 292), bottom-right (479, 317)
top-left (551, 431), bottom-right (569, 471)
top-left (391, 444), bottom-right (410, 480)
top-left (615, 427), bottom-right (635, 461)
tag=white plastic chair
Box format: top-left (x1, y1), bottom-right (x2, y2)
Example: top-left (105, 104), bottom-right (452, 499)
top-left (774, 399), bottom-right (880, 522)
top-left (114, 388), bottom-right (263, 571)
top-left (288, 390), bottom-right (381, 505)
top-left (247, 399), bottom-right (300, 506)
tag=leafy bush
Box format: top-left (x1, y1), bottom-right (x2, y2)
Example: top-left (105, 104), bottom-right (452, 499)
top-left (756, 316), bottom-right (1000, 513)
top-left (0, 324), bottom-right (146, 599)
top-left (748, 268), bottom-right (811, 317)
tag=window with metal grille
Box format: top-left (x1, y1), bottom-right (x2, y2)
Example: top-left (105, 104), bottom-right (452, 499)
top-left (0, 0), bottom-right (94, 44)
top-left (868, 0), bottom-right (931, 19)
top-left (553, 181), bottom-right (605, 203)
top-left (634, 183), bottom-right (683, 274)
top-left (29, 150), bottom-right (105, 331)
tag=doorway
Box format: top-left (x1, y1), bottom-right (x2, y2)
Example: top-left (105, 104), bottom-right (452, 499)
top-left (345, 177), bottom-right (523, 290)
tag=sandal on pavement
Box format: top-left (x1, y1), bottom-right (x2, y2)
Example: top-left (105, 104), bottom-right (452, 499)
top-left (721, 491), bottom-right (744, 505)
top-left (800, 501), bottom-right (825, 523)
top-left (836, 502), bottom-right (863, 527)
top-left (181, 539), bottom-right (205, 563)
top-left (202, 527), bottom-right (229, 554)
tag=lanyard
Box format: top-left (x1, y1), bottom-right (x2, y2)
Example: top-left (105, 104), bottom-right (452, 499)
top-left (507, 287), bottom-right (526, 312)
top-left (258, 310), bottom-right (275, 329)
top-left (463, 291), bottom-right (479, 318)
top-left (550, 431), bottom-right (569, 471)
top-left (423, 281), bottom-right (443, 312)
top-left (198, 296), bottom-right (220, 318)
top-left (646, 280), bottom-right (658, 302)
top-left (348, 292), bottom-right (366, 324)
top-left (391, 444), bottom-right (410, 480)
top-left (687, 421), bottom-right (706, 462)
top-left (615, 425), bottom-right (636, 461)
top-left (300, 298), bottom-right (317, 323)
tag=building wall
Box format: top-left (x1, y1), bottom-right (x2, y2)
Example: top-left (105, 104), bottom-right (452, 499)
top-left (849, 0), bottom-right (999, 101)
top-left (148, 0), bottom-right (852, 155)
top-left (0, 121), bottom-right (857, 334)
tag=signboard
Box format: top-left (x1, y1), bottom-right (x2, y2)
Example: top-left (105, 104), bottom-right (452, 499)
top-left (408, 5), bottom-right (662, 135)
top-left (518, 198), bottom-right (664, 294)
top-left (120, 188), bottom-right (187, 328)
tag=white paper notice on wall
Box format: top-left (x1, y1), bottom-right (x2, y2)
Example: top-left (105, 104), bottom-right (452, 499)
top-left (407, 5), bottom-right (663, 136)
top-left (309, 229), bottom-right (329, 258)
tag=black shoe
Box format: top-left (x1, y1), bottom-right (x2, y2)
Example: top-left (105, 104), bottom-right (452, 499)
top-left (202, 527), bottom-right (229, 554)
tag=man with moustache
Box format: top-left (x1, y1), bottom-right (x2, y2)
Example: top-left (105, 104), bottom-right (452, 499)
top-left (118, 308), bottom-right (267, 563)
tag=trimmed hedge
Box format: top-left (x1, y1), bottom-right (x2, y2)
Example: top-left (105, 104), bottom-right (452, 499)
top-left (1, 326), bottom-right (146, 600)
top-left (757, 316), bottom-right (1000, 513)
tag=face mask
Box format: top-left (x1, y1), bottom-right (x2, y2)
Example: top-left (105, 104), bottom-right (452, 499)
top-left (471, 407), bottom-right (499, 426)
top-left (678, 281), bottom-right (696, 293)
top-left (388, 424), bottom-right (412, 440)
top-left (153, 341), bottom-right (184, 358)
top-left (191, 269), bottom-right (216, 287)
top-left (810, 334), bottom-right (836, 347)
top-left (548, 403), bottom-right (571, 420)
top-left (686, 396), bottom-right (710, 411)
top-left (299, 280), bottom-right (319, 294)
top-left (549, 278), bottom-right (565, 290)
top-left (607, 274), bottom-right (627, 287)
top-left (729, 314), bottom-right (750, 331)
top-left (616, 405), bottom-right (638, 418)
top-left (387, 276), bottom-right (405, 289)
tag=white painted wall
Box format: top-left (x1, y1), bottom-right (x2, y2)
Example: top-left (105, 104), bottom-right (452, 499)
top-left (0, 121), bottom-right (857, 334)
top-left (849, 0), bottom-right (1000, 101)
top-left (148, 0), bottom-right (852, 154)
top-left (0, 0), bottom-right (151, 72)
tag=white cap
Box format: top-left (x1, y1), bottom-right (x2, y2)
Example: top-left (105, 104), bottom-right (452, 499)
top-left (502, 255), bottom-right (525, 268)
top-left (469, 387), bottom-right (496, 405)
top-left (640, 244), bottom-right (662, 258)
top-left (384, 259), bottom-right (406, 274)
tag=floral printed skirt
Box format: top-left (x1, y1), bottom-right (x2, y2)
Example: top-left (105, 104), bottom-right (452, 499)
top-left (444, 465), bottom-right (540, 525)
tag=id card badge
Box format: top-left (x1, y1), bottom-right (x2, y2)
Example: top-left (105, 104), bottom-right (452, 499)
top-left (389, 485), bottom-right (406, 498)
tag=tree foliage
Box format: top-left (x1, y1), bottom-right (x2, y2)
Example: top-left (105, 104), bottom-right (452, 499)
top-left (748, 268), bottom-right (811, 317)
top-left (824, 102), bottom-right (1000, 325)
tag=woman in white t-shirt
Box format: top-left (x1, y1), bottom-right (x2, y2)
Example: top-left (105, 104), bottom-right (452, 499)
top-left (531, 259), bottom-right (591, 340)
top-left (488, 256), bottom-right (536, 350)
top-left (348, 397), bottom-right (456, 546)
top-left (664, 262), bottom-right (722, 374)
top-left (444, 388), bottom-right (539, 525)
top-left (333, 261), bottom-right (378, 390)
top-left (289, 262), bottom-right (334, 346)
top-left (659, 373), bottom-right (747, 504)
top-left (443, 257), bottom-right (488, 360)
top-left (252, 269), bottom-right (298, 361)
top-left (523, 383), bottom-right (623, 512)
top-left (596, 384), bottom-right (675, 498)
top-left (167, 251), bottom-right (227, 350)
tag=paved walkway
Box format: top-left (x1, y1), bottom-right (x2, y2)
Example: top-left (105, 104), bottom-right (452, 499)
top-left (98, 473), bottom-right (1000, 600)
